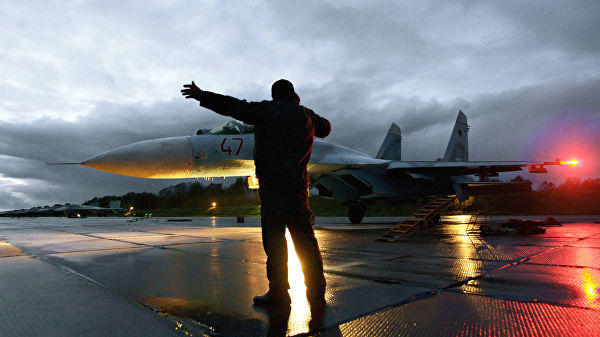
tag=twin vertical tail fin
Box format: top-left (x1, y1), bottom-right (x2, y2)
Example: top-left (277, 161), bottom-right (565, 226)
top-left (376, 123), bottom-right (402, 160)
top-left (443, 110), bottom-right (469, 162)
top-left (377, 110), bottom-right (467, 162)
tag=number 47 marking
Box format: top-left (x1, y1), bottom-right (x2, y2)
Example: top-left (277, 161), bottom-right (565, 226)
top-left (221, 138), bottom-right (243, 155)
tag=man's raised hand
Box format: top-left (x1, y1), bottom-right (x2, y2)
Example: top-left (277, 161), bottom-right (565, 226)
top-left (181, 81), bottom-right (203, 101)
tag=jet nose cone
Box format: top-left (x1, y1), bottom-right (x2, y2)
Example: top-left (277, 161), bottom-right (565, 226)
top-left (82, 137), bottom-right (194, 178)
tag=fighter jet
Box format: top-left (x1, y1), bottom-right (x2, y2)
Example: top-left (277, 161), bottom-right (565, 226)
top-left (62, 111), bottom-right (576, 223)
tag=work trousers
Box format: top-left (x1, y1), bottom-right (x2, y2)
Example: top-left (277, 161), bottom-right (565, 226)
top-left (259, 186), bottom-right (325, 292)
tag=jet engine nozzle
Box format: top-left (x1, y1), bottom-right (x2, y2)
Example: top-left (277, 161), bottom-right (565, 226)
top-left (82, 137), bottom-right (194, 179)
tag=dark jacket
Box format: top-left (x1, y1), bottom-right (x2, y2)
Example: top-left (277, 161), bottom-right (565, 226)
top-left (199, 91), bottom-right (331, 192)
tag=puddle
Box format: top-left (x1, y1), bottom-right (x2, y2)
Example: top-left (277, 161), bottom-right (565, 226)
top-left (144, 296), bottom-right (265, 337)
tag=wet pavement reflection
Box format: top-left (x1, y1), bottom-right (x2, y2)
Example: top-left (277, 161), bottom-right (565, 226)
top-left (284, 230), bottom-right (311, 334)
top-left (0, 216), bottom-right (599, 336)
top-left (581, 269), bottom-right (599, 308)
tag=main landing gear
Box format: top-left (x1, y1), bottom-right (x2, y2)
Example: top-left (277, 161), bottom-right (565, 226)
top-left (347, 201), bottom-right (367, 224)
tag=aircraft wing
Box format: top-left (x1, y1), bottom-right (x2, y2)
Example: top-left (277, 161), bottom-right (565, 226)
top-left (386, 160), bottom-right (569, 176)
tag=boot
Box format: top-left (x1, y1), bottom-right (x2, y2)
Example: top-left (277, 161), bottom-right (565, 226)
top-left (253, 289), bottom-right (291, 307)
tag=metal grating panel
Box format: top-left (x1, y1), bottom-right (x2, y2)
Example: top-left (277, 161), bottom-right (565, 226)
top-left (458, 264), bottom-right (600, 309)
top-left (316, 291), bottom-right (600, 337)
top-left (526, 247), bottom-right (600, 269)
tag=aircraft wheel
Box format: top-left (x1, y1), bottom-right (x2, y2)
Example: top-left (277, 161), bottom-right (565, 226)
top-left (348, 202), bottom-right (366, 224)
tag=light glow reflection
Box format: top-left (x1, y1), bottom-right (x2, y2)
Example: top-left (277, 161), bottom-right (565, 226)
top-left (247, 175), bottom-right (260, 189)
top-left (450, 216), bottom-right (486, 293)
top-left (285, 229), bottom-right (310, 333)
top-left (581, 269), bottom-right (599, 308)
top-left (456, 228), bottom-right (481, 279)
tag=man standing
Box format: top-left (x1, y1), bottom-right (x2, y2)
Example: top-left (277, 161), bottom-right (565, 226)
top-left (181, 79), bottom-right (331, 306)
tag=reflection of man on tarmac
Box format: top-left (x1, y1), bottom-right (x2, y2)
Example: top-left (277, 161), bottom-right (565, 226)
top-left (181, 79), bottom-right (331, 306)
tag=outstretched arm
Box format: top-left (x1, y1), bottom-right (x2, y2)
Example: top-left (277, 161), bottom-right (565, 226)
top-left (181, 82), bottom-right (262, 125)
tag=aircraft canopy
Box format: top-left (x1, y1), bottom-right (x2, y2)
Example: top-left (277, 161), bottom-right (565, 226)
top-left (209, 121), bottom-right (254, 134)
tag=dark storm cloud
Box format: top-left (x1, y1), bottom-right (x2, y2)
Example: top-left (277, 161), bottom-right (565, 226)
top-left (493, 0), bottom-right (600, 54)
top-left (299, 77), bottom-right (467, 157)
top-left (268, 0), bottom-right (600, 99)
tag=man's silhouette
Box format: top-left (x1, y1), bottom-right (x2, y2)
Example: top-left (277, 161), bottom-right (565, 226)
top-left (182, 79), bottom-right (331, 306)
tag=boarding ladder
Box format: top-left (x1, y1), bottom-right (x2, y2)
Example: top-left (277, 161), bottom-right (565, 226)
top-left (377, 195), bottom-right (456, 242)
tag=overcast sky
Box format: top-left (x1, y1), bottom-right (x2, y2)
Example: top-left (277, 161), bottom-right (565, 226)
top-left (1, 0), bottom-right (599, 210)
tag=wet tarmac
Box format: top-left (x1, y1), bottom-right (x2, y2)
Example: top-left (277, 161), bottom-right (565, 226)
top-left (0, 215), bottom-right (599, 336)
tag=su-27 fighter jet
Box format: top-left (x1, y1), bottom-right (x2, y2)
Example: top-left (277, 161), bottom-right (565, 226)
top-left (62, 111), bottom-right (577, 223)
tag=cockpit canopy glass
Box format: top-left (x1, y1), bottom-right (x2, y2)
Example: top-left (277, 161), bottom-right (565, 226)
top-left (209, 121), bottom-right (254, 134)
